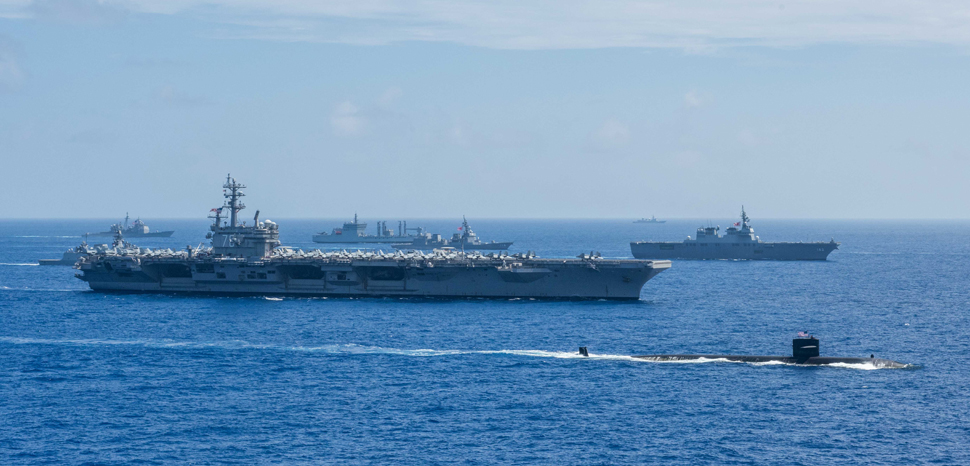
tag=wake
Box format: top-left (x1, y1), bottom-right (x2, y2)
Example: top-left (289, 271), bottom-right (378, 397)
top-left (0, 337), bottom-right (904, 370)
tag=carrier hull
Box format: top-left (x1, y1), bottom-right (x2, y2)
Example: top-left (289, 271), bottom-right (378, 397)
top-left (78, 257), bottom-right (671, 300)
top-left (630, 241), bottom-right (838, 260)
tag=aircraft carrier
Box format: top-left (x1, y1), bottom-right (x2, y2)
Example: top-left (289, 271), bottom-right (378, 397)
top-left (75, 176), bottom-right (671, 299)
top-left (630, 207), bottom-right (839, 260)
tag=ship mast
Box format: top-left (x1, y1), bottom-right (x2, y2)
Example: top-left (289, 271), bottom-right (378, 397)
top-left (460, 216), bottom-right (470, 254)
top-left (209, 206), bottom-right (223, 228)
top-left (740, 205), bottom-right (750, 228)
top-left (223, 174), bottom-right (246, 228)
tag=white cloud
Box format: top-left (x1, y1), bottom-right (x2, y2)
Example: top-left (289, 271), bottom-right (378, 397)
top-left (378, 86), bottom-right (402, 106)
top-left (684, 91), bottom-right (702, 108)
top-left (8, 0), bottom-right (970, 49)
top-left (0, 1), bottom-right (30, 18)
top-left (595, 118), bottom-right (630, 148)
top-left (0, 35), bottom-right (25, 91)
top-left (158, 85), bottom-right (212, 106)
top-left (674, 150), bottom-right (702, 168)
top-left (330, 101), bottom-right (366, 136)
top-left (29, 0), bottom-right (127, 25)
top-left (449, 122), bottom-right (467, 146)
top-left (737, 129), bottom-right (759, 146)
top-left (67, 129), bottom-right (113, 145)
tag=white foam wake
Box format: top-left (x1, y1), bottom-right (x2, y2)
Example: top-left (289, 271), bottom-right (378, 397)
top-left (824, 362), bottom-right (884, 371)
top-left (0, 337), bottom-right (904, 369)
top-left (0, 337), bottom-right (638, 361)
top-left (0, 263), bottom-right (39, 266)
top-left (0, 287), bottom-right (83, 292)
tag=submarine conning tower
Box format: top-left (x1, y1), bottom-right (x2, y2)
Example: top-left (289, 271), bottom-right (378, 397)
top-left (793, 337), bottom-right (820, 363)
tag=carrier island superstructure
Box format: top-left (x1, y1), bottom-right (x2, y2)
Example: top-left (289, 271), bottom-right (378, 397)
top-left (75, 176), bottom-right (671, 299)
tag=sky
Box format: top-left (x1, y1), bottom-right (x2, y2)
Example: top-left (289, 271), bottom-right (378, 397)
top-left (1, 0), bottom-right (969, 219)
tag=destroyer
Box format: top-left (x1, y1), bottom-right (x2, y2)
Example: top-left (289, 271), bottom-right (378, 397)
top-left (312, 215), bottom-right (425, 244)
top-left (76, 176), bottom-right (670, 299)
top-left (630, 207), bottom-right (838, 260)
top-left (392, 218), bottom-right (512, 251)
top-left (41, 233), bottom-right (143, 266)
top-left (634, 216), bottom-right (666, 224)
top-left (90, 213), bottom-right (174, 238)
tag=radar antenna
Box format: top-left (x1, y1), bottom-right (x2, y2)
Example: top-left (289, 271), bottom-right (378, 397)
top-left (460, 216), bottom-right (470, 254)
top-left (223, 174), bottom-right (246, 228)
top-left (740, 205), bottom-right (750, 228)
top-left (112, 226), bottom-right (124, 249)
top-left (208, 206), bottom-right (223, 228)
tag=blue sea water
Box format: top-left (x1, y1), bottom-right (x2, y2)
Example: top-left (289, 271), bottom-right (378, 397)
top-left (1, 218), bottom-right (968, 465)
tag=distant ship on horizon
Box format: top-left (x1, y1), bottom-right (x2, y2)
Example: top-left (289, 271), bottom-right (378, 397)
top-left (312, 214), bottom-right (425, 244)
top-left (392, 217), bottom-right (512, 251)
top-left (89, 213), bottom-right (174, 238)
top-left (631, 207), bottom-right (839, 260)
top-left (634, 216), bottom-right (666, 224)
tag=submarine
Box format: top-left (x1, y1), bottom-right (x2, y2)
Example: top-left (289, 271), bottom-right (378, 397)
top-left (579, 335), bottom-right (911, 369)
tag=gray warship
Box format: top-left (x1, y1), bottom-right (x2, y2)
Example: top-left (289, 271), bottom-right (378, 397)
top-left (630, 207), bottom-right (839, 260)
top-left (75, 176), bottom-right (671, 299)
top-left (40, 240), bottom-right (96, 266)
top-left (90, 213), bottom-right (174, 238)
top-left (41, 233), bottom-right (142, 266)
top-left (634, 216), bottom-right (666, 224)
top-left (392, 218), bottom-right (512, 251)
top-left (312, 215), bottom-right (425, 244)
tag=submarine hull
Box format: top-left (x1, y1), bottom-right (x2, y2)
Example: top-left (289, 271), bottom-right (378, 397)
top-left (632, 354), bottom-right (909, 368)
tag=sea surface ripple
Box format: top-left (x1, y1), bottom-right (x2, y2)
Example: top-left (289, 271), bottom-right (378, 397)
top-left (1, 219), bottom-right (968, 465)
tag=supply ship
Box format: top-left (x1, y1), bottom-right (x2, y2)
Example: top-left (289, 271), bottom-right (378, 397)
top-left (312, 215), bottom-right (425, 244)
top-left (75, 176), bottom-right (670, 299)
top-left (630, 207), bottom-right (838, 260)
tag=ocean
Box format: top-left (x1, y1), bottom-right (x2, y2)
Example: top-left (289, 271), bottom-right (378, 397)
top-left (1, 218), bottom-right (968, 464)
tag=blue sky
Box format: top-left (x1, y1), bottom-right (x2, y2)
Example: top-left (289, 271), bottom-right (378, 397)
top-left (1, 0), bottom-right (969, 219)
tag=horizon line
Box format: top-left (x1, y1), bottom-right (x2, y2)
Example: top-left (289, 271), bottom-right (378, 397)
top-left (2, 217), bottom-right (969, 221)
